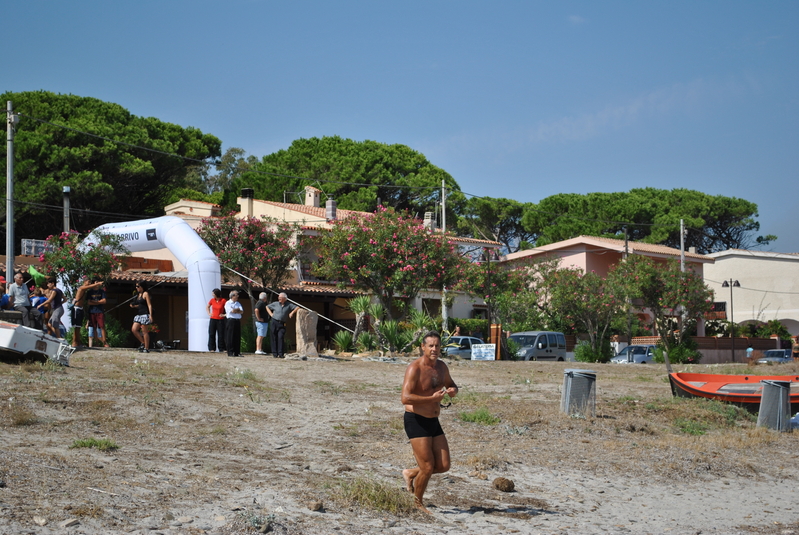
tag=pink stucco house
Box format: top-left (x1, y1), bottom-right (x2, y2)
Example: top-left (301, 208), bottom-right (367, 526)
top-left (501, 236), bottom-right (715, 336)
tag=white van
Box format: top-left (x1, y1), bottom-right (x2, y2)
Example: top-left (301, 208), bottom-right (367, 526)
top-left (509, 331), bottom-right (567, 361)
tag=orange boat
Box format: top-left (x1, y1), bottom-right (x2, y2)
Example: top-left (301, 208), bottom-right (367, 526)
top-left (669, 372), bottom-right (799, 413)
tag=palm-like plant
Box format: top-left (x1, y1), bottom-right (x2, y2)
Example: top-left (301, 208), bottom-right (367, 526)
top-left (356, 332), bottom-right (377, 352)
top-left (402, 309), bottom-right (436, 352)
top-left (366, 303), bottom-right (391, 353)
top-left (348, 296), bottom-right (372, 343)
top-left (332, 330), bottom-right (354, 353)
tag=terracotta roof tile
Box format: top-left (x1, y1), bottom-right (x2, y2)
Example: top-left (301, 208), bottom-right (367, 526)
top-left (255, 199), bottom-right (359, 220)
top-left (258, 200), bottom-right (501, 246)
top-left (503, 235), bottom-right (713, 263)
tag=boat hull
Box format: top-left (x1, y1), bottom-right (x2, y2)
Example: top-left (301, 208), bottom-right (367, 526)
top-left (669, 372), bottom-right (799, 413)
top-left (0, 321), bottom-right (74, 366)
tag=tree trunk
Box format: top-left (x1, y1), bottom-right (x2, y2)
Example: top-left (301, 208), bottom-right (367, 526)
top-left (352, 313), bottom-right (366, 345)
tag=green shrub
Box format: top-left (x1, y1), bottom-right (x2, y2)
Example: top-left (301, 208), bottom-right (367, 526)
top-left (356, 332), bottom-right (377, 352)
top-left (69, 437), bottom-right (119, 451)
top-left (458, 407), bottom-right (500, 425)
top-left (333, 330), bottom-right (353, 352)
top-left (103, 314), bottom-right (128, 348)
top-left (574, 340), bottom-right (612, 363)
top-left (673, 417), bottom-right (707, 435)
top-left (379, 320), bottom-right (402, 351)
top-left (450, 318), bottom-right (488, 339)
top-left (240, 321), bottom-right (256, 353)
top-left (66, 326), bottom-right (88, 346)
top-left (653, 338), bottom-right (702, 364)
top-left (504, 337), bottom-right (522, 360)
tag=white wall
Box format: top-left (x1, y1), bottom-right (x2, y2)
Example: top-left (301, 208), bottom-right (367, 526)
top-left (705, 250), bottom-right (799, 335)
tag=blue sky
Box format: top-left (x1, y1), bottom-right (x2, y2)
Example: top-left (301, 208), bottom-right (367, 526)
top-left (6, 1), bottom-right (798, 252)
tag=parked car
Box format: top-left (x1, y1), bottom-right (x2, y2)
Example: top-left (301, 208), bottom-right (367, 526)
top-left (611, 344), bottom-right (657, 364)
top-left (442, 336), bottom-right (485, 360)
top-left (508, 331), bottom-right (567, 361)
top-left (757, 349), bottom-right (793, 364)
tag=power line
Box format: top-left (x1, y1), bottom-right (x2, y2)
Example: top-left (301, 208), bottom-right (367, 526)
top-left (704, 278), bottom-right (799, 296)
top-left (0, 197), bottom-right (154, 223)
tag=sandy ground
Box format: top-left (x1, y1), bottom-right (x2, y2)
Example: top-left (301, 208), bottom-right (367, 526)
top-left (1, 347), bottom-right (798, 535)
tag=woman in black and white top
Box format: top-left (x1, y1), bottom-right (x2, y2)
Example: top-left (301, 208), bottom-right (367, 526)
top-left (130, 281), bottom-right (153, 353)
top-left (224, 290), bottom-right (244, 357)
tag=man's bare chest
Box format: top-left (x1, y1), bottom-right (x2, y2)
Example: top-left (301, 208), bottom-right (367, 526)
top-left (418, 367), bottom-right (443, 392)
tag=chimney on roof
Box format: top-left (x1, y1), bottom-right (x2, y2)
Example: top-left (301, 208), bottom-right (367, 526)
top-left (305, 186), bottom-right (321, 208)
top-left (689, 247), bottom-right (696, 254)
top-left (326, 196), bottom-right (337, 222)
top-left (423, 212), bottom-right (435, 231)
top-left (240, 188), bottom-right (254, 218)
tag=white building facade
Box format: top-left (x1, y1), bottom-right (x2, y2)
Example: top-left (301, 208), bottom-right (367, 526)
top-left (704, 249), bottom-right (799, 335)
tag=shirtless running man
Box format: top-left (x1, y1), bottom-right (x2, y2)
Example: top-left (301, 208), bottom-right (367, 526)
top-left (401, 331), bottom-right (458, 513)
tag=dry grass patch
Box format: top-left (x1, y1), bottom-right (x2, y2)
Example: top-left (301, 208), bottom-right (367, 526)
top-left (69, 437), bottom-right (119, 451)
top-left (328, 474), bottom-right (417, 515)
top-left (4, 404), bottom-right (39, 426)
top-left (223, 367), bottom-right (260, 387)
top-left (458, 407), bottom-right (501, 425)
top-left (450, 387), bottom-right (491, 406)
top-left (465, 453), bottom-right (508, 472)
top-left (68, 503), bottom-right (105, 518)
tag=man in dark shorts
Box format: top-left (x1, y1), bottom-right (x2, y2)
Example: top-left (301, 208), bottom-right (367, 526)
top-left (86, 278), bottom-right (108, 347)
top-left (401, 331), bottom-right (458, 513)
top-left (71, 277), bottom-right (103, 348)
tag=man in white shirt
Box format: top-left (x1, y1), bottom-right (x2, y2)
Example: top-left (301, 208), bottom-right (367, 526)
top-left (8, 272), bottom-right (41, 328)
top-left (224, 291), bottom-right (244, 357)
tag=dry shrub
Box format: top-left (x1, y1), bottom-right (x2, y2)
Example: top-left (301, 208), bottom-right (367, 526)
top-left (70, 504), bottom-right (104, 518)
top-left (746, 351), bottom-right (763, 367)
top-left (4, 405), bottom-right (38, 426)
top-left (330, 475), bottom-right (416, 515)
top-left (465, 453), bottom-right (507, 472)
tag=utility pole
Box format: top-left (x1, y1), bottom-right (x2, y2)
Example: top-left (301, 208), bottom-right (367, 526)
top-left (624, 226), bottom-right (632, 349)
top-left (680, 219), bottom-right (685, 273)
top-left (6, 101), bottom-right (17, 283)
top-left (63, 186), bottom-right (71, 233)
top-left (679, 219), bottom-right (686, 335)
top-left (441, 179), bottom-right (448, 333)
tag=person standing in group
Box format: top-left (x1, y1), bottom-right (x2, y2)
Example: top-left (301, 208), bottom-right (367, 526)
top-left (86, 278), bottom-right (108, 348)
top-left (224, 291), bottom-right (244, 357)
top-left (41, 277), bottom-right (65, 338)
top-left (130, 281), bottom-right (153, 353)
top-left (266, 292), bottom-right (297, 358)
top-left (254, 292), bottom-right (270, 355)
top-left (401, 331), bottom-right (459, 513)
top-left (206, 288), bottom-right (227, 352)
top-left (72, 277), bottom-right (103, 348)
top-left (8, 272), bottom-right (41, 328)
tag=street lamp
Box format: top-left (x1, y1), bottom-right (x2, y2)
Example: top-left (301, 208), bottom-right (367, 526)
top-left (722, 279), bottom-right (740, 362)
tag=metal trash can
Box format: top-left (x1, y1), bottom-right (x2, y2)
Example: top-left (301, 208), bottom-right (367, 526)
top-left (561, 369), bottom-right (597, 417)
top-left (757, 380), bottom-right (791, 432)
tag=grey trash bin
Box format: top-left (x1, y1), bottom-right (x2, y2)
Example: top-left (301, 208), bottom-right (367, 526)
top-left (757, 380), bottom-right (791, 432)
top-left (561, 369), bottom-right (596, 417)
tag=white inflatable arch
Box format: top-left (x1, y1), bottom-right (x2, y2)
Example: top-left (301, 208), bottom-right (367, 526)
top-left (95, 216), bottom-right (220, 352)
